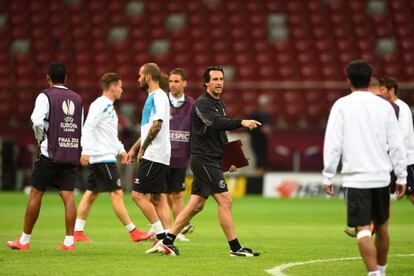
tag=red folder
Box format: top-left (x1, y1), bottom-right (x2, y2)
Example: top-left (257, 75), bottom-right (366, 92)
top-left (220, 140), bottom-right (249, 172)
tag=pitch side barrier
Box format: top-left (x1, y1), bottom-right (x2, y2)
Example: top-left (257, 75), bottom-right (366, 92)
top-left (182, 173), bottom-right (344, 198)
top-left (263, 172), bottom-right (344, 198)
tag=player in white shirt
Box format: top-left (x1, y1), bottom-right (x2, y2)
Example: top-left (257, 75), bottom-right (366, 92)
top-left (74, 73), bottom-right (153, 243)
top-left (379, 76), bottom-right (414, 204)
top-left (127, 63), bottom-right (171, 251)
top-left (323, 60), bottom-right (407, 276)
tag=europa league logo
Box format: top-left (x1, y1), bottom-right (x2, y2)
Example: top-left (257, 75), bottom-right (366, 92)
top-left (62, 100), bottom-right (75, 116)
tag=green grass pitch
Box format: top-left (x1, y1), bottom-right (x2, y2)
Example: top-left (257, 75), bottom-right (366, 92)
top-left (0, 192), bottom-right (412, 275)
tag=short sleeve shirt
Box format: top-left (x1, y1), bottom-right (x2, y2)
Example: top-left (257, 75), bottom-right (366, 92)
top-left (141, 89), bottom-right (171, 165)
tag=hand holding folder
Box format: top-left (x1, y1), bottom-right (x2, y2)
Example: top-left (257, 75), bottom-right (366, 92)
top-left (220, 140), bottom-right (249, 172)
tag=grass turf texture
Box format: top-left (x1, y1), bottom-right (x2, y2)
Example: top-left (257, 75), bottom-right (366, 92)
top-left (0, 192), bottom-right (412, 275)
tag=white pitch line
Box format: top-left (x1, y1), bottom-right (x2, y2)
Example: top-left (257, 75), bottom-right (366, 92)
top-left (265, 253), bottom-right (414, 276)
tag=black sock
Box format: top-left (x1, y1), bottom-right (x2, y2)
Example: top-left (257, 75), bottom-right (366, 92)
top-left (156, 232), bottom-right (166, 240)
top-left (163, 233), bottom-right (176, 245)
top-left (228, 238), bottom-right (242, 252)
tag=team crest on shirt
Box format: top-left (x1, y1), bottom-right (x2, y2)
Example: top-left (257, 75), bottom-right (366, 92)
top-left (218, 180), bottom-right (226, 189)
top-left (116, 178), bottom-right (121, 187)
top-left (134, 178), bottom-right (140, 185)
top-left (62, 100), bottom-right (75, 116)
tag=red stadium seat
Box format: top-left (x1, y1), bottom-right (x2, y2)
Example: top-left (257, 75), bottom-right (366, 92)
top-left (1, 0), bottom-right (412, 134)
top-left (275, 51), bottom-right (294, 65)
top-left (300, 63), bottom-right (322, 81)
top-left (15, 99), bottom-right (35, 125)
top-left (0, 99), bottom-right (13, 121)
top-left (383, 63), bottom-right (403, 78)
top-left (258, 65), bottom-right (276, 81)
top-left (266, 1), bottom-right (285, 12)
top-left (322, 64), bottom-right (342, 81)
top-left (237, 65), bottom-right (258, 80)
top-left (278, 64), bottom-right (298, 80)
top-left (224, 102), bottom-right (244, 118)
top-left (325, 90), bottom-right (346, 109)
top-left (173, 51), bottom-right (192, 65)
top-left (305, 102), bottom-right (326, 128)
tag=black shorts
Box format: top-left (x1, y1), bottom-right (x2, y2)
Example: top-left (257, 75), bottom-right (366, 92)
top-left (133, 158), bottom-right (168, 194)
top-left (408, 164), bottom-right (414, 194)
top-left (166, 168), bottom-right (186, 193)
top-left (32, 154), bottom-right (78, 192)
top-left (390, 165), bottom-right (414, 195)
top-left (190, 156), bottom-right (228, 198)
top-left (87, 163), bottom-right (121, 193)
top-left (345, 186), bottom-right (390, 227)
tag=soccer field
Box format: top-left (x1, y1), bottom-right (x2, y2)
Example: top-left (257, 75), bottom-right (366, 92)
top-left (0, 192), bottom-right (412, 275)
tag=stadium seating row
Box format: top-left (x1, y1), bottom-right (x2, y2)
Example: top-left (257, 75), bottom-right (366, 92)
top-left (1, 0), bottom-right (413, 129)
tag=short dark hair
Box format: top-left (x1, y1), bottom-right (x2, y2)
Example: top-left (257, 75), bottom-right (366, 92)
top-left (100, 72), bottom-right (121, 91)
top-left (345, 60), bottom-right (372, 89)
top-left (379, 76), bottom-right (399, 95)
top-left (169, 68), bottom-right (187, 81)
top-left (142, 62), bottom-right (162, 82)
top-left (48, 61), bottom-right (66, 84)
top-left (203, 66), bottom-right (224, 87)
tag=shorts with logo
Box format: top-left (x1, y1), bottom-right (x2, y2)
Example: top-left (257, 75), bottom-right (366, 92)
top-left (390, 164), bottom-right (414, 195)
top-left (167, 168), bottom-right (186, 193)
top-left (87, 163), bottom-right (121, 193)
top-left (133, 158), bottom-right (168, 194)
top-left (32, 154), bottom-right (78, 192)
top-left (345, 186), bottom-right (390, 228)
top-left (190, 155), bottom-right (228, 198)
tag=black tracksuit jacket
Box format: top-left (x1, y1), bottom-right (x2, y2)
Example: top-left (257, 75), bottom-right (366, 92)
top-left (190, 92), bottom-right (242, 163)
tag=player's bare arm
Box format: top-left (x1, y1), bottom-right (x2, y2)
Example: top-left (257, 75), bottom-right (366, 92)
top-left (80, 155), bottom-right (89, 167)
top-left (127, 138), bottom-right (141, 163)
top-left (120, 152), bottom-right (130, 165)
top-left (323, 184), bottom-right (335, 196)
top-left (141, 120), bottom-right (162, 152)
top-left (395, 184), bottom-right (406, 200)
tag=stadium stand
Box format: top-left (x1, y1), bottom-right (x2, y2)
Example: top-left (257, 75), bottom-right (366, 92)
top-left (0, 0), bottom-right (413, 171)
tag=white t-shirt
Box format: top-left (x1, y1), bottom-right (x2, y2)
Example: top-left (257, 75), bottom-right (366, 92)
top-left (394, 98), bottom-right (414, 164)
top-left (81, 96), bottom-right (125, 164)
top-left (141, 89), bottom-right (171, 165)
top-left (323, 91), bottom-right (407, 188)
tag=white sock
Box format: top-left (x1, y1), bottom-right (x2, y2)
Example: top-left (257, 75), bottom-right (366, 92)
top-left (368, 270), bottom-right (380, 276)
top-left (74, 219), bottom-right (86, 231)
top-left (19, 232), bottom-right (31, 245)
top-left (63, 235), bottom-right (74, 246)
top-left (377, 265), bottom-right (387, 276)
top-left (152, 220), bottom-right (164, 235)
top-left (125, 223), bottom-right (136, 232)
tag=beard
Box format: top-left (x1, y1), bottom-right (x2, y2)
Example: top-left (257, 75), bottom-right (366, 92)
top-left (140, 80), bottom-right (149, 91)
